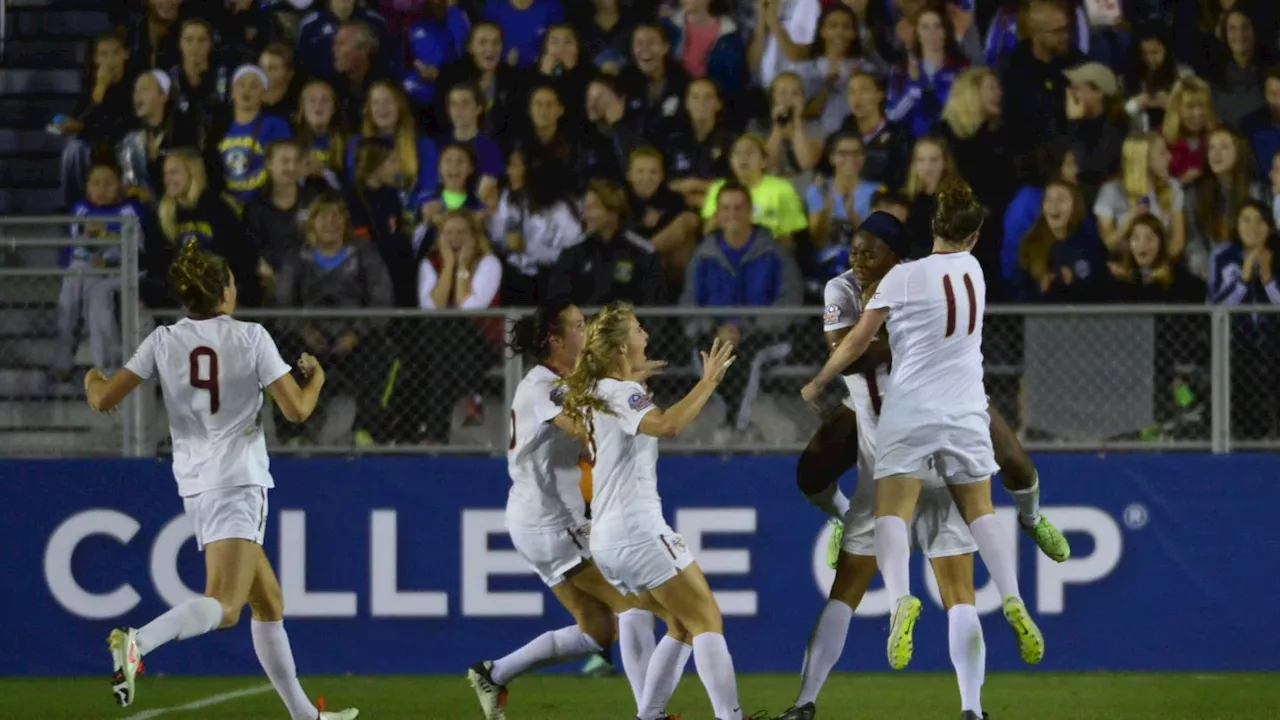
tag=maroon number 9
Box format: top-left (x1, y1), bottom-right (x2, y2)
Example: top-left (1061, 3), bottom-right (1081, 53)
top-left (189, 347), bottom-right (220, 414)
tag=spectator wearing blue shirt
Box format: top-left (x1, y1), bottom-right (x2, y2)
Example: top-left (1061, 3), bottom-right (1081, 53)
top-left (484, 0), bottom-right (566, 69)
top-left (404, 1), bottom-right (471, 109)
top-left (346, 81), bottom-right (439, 209)
top-left (441, 83), bottom-right (505, 202)
top-left (1011, 180), bottom-right (1107, 302)
top-left (1242, 68), bottom-right (1280, 178)
top-left (1003, 141), bottom-right (1081, 283)
top-left (804, 133), bottom-right (881, 283)
top-left (885, 5), bottom-right (968, 139)
top-left (681, 182), bottom-right (802, 440)
top-left (296, 0), bottom-right (391, 81)
top-left (216, 65), bottom-right (293, 203)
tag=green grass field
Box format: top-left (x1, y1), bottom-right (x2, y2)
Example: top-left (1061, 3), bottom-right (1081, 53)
top-left (3, 673), bottom-right (1279, 720)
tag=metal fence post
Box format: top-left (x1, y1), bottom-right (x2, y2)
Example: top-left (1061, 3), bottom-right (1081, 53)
top-left (1210, 307), bottom-right (1229, 455)
top-left (502, 308), bottom-right (523, 454)
top-left (118, 217), bottom-right (143, 457)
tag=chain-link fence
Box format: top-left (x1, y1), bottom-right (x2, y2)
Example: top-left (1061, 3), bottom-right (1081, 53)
top-left (0, 216), bottom-right (142, 457)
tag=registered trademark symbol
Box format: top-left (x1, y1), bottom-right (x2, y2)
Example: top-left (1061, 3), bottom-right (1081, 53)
top-left (1123, 503), bottom-right (1148, 530)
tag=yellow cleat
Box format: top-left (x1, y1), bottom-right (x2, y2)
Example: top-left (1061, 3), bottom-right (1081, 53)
top-left (886, 595), bottom-right (922, 670)
top-left (1002, 596), bottom-right (1044, 665)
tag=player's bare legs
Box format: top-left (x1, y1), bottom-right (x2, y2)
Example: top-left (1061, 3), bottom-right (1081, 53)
top-left (567, 563), bottom-right (663, 711)
top-left (948, 480), bottom-right (1044, 665)
top-left (648, 563), bottom-right (744, 720)
top-left (797, 406), bottom-right (860, 568)
top-left (989, 407), bottom-right (1070, 562)
top-left (931, 554), bottom-right (986, 719)
top-left (778, 552), bottom-right (878, 719)
top-left (872, 475), bottom-right (925, 669)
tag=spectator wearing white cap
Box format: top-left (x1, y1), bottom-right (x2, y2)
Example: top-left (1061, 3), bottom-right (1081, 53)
top-left (213, 64), bottom-right (294, 203)
top-left (1061, 60), bottom-right (1126, 206)
top-left (117, 70), bottom-right (177, 204)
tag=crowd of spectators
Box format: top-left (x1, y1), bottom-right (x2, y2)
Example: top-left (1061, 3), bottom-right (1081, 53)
top-left (49, 0), bottom-right (1280, 442)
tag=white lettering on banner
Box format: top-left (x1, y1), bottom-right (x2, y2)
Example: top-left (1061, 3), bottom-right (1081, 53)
top-left (674, 509), bottom-right (757, 616)
top-left (369, 510), bottom-right (448, 617)
top-left (279, 510), bottom-right (357, 617)
top-left (811, 506), bottom-right (1122, 615)
top-left (1037, 506), bottom-right (1122, 614)
top-left (150, 515), bottom-right (200, 608)
top-left (461, 509), bottom-right (543, 617)
top-left (44, 510), bottom-right (142, 619)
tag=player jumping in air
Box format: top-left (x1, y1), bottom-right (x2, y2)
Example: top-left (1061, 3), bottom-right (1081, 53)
top-left (83, 240), bottom-right (357, 719)
top-left (779, 213), bottom-right (992, 720)
top-left (467, 303), bottom-right (683, 720)
top-left (802, 180), bottom-right (1045, 673)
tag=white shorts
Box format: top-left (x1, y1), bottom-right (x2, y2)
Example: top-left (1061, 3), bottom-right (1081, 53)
top-left (874, 409), bottom-right (998, 485)
top-left (592, 528), bottom-right (694, 595)
top-left (182, 485), bottom-right (269, 551)
top-left (841, 412), bottom-right (977, 559)
top-left (509, 524), bottom-right (591, 587)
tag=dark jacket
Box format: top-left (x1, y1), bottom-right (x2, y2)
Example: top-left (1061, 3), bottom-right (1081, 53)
top-left (680, 226), bottom-right (803, 337)
top-left (1010, 223), bottom-right (1108, 303)
top-left (1000, 41), bottom-right (1084, 166)
top-left (347, 185), bottom-right (416, 307)
top-left (838, 116), bottom-right (912, 190)
top-left (547, 229), bottom-right (665, 307)
top-left (144, 190), bottom-right (260, 307)
top-left (243, 184), bottom-right (321, 271)
top-left (274, 240), bottom-right (394, 340)
top-left (434, 61), bottom-right (527, 140)
top-left (663, 14), bottom-right (748, 99)
top-left (617, 61), bottom-right (691, 140)
top-left (75, 76), bottom-right (136, 148)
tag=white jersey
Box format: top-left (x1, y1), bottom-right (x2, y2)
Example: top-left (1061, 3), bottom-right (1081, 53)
top-left (823, 271), bottom-right (889, 419)
top-left (587, 378), bottom-right (664, 550)
top-left (867, 252), bottom-right (988, 424)
top-left (125, 316), bottom-right (292, 497)
top-left (505, 365), bottom-right (585, 529)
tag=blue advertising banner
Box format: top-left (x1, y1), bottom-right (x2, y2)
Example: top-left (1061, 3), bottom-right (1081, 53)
top-left (2, 454), bottom-right (1278, 676)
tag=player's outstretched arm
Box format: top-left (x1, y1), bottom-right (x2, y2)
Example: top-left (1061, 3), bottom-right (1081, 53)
top-left (84, 368), bottom-right (144, 413)
top-left (802, 307), bottom-right (888, 405)
top-left (638, 338), bottom-right (736, 438)
top-left (267, 353), bottom-right (326, 424)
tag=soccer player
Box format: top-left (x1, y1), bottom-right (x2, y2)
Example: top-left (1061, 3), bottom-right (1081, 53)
top-left (802, 179), bottom-right (1045, 671)
top-left (559, 305), bottom-right (749, 720)
top-left (82, 240), bottom-right (356, 720)
top-left (467, 303), bottom-right (674, 720)
top-left (780, 213), bottom-right (989, 720)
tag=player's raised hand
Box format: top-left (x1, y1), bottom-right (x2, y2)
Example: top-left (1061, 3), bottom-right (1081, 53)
top-left (699, 337), bottom-right (736, 385)
top-left (297, 353), bottom-right (324, 380)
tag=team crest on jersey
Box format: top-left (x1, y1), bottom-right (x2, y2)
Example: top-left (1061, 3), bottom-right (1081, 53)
top-left (627, 392), bottom-right (652, 411)
top-left (550, 385), bottom-right (566, 406)
top-left (667, 534), bottom-right (687, 552)
top-left (614, 260), bottom-right (633, 283)
top-left (823, 304), bottom-right (841, 325)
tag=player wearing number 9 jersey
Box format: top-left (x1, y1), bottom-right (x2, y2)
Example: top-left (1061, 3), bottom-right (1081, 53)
top-left (82, 240), bottom-right (356, 720)
top-left (803, 180), bottom-right (1045, 676)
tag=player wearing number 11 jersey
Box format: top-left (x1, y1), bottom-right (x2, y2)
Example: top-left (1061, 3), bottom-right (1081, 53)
top-left (82, 240), bottom-right (356, 720)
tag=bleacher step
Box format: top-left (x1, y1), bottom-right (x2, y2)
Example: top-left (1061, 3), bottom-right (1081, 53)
top-left (0, 69), bottom-right (80, 96)
top-left (10, 9), bottom-right (112, 36)
top-left (0, 399), bottom-right (109, 430)
top-left (0, 429), bottom-right (116, 456)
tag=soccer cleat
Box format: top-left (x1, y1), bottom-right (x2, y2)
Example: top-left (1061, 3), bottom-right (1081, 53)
top-left (826, 519), bottom-right (844, 569)
top-left (579, 653), bottom-right (615, 677)
top-left (467, 660), bottom-right (508, 720)
top-left (107, 627), bottom-right (144, 707)
top-left (316, 694), bottom-right (359, 719)
top-left (886, 595), bottom-right (922, 670)
top-left (1002, 596), bottom-right (1044, 665)
top-left (1022, 515), bottom-right (1071, 562)
top-left (960, 712), bottom-right (989, 719)
top-left (776, 702), bottom-right (817, 719)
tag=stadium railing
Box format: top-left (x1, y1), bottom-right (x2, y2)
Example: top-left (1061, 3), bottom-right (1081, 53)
top-left (0, 215), bottom-right (144, 457)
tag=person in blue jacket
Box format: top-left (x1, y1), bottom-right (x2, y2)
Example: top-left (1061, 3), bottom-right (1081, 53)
top-left (681, 182), bottom-right (803, 440)
top-left (404, 0), bottom-right (471, 109)
top-left (885, 5), bottom-right (968, 138)
top-left (483, 0), bottom-right (565, 69)
top-left (663, 0), bottom-right (748, 101)
top-left (1002, 141), bottom-right (1080, 284)
top-left (1011, 180), bottom-right (1107, 302)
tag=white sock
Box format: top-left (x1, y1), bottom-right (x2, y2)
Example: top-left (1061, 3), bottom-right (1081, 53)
top-left (638, 635), bottom-right (692, 720)
top-left (947, 604), bottom-right (985, 715)
top-left (618, 609), bottom-right (657, 708)
top-left (796, 600), bottom-right (853, 706)
top-left (1009, 474), bottom-right (1041, 526)
top-left (251, 620), bottom-right (318, 720)
top-left (490, 625), bottom-right (603, 686)
top-left (134, 596), bottom-right (223, 656)
top-left (804, 483), bottom-right (851, 520)
top-left (692, 632), bottom-right (741, 720)
top-left (968, 513), bottom-right (1021, 600)
top-left (873, 516), bottom-right (911, 602)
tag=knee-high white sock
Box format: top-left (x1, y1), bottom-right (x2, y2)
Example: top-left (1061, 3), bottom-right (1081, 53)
top-left (1008, 474), bottom-right (1041, 526)
top-left (947, 604), bottom-right (985, 715)
top-left (873, 516), bottom-right (911, 602)
top-left (796, 599), bottom-right (853, 706)
top-left (252, 620), bottom-right (318, 720)
top-left (490, 625), bottom-right (603, 686)
top-left (804, 483), bottom-right (851, 520)
top-left (638, 635), bottom-right (692, 720)
top-left (618, 609), bottom-right (656, 708)
top-left (692, 632), bottom-right (741, 720)
top-left (968, 513), bottom-right (1021, 600)
top-left (134, 596), bottom-right (223, 656)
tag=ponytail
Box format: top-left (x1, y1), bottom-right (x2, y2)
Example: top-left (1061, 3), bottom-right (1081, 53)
top-left (556, 303), bottom-right (634, 427)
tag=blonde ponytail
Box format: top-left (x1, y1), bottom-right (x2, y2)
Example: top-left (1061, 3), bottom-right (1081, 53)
top-left (557, 304), bottom-right (636, 427)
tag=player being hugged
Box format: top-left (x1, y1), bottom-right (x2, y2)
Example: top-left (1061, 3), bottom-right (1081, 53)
top-left (83, 239), bottom-right (356, 720)
top-left (559, 304), bottom-right (752, 720)
top-left (801, 180), bottom-right (1045, 672)
top-left (468, 303), bottom-right (681, 720)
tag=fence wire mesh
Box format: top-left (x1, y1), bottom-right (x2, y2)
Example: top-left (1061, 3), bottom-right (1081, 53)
top-left (0, 217), bottom-right (141, 457)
